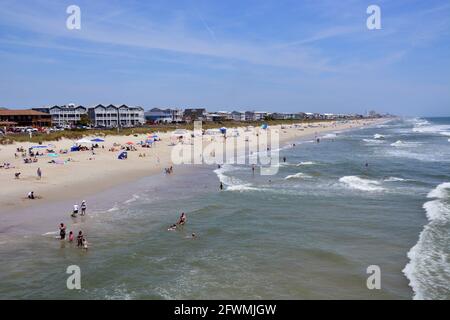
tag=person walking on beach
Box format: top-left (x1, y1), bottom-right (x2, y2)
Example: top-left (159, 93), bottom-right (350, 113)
top-left (37, 167), bottom-right (42, 180)
top-left (80, 200), bottom-right (87, 216)
top-left (59, 223), bottom-right (66, 240)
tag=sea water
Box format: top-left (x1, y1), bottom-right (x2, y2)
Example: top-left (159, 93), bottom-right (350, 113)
top-left (0, 118), bottom-right (449, 299)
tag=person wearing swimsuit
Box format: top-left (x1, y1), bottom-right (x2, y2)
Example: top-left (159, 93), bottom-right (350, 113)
top-left (59, 223), bottom-right (66, 240)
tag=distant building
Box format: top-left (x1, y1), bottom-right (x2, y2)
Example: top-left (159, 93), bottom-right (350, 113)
top-left (183, 108), bottom-right (206, 122)
top-left (88, 104), bottom-right (145, 128)
top-left (38, 104), bottom-right (88, 126)
top-left (0, 109), bottom-right (52, 127)
top-left (145, 108), bottom-right (183, 123)
top-left (231, 111), bottom-right (246, 121)
top-left (245, 111), bottom-right (269, 121)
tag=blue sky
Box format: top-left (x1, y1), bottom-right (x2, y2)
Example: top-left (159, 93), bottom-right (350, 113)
top-left (0, 0), bottom-right (449, 116)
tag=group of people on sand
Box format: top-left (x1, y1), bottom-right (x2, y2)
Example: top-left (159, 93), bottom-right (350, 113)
top-left (71, 200), bottom-right (87, 217)
top-left (59, 223), bottom-right (88, 249)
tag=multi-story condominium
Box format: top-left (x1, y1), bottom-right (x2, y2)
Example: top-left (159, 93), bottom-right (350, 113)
top-left (41, 104), bottom-right (88, 126)
top-left (145, 108), bottom-right (184, 123)
top-left (88, 104), bottom-right (145, 128)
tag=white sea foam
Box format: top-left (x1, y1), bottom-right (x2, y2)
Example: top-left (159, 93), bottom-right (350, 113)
top-left (214, 164), bottom-right (257, 192)
top-left (284, 172), bottom-right (312, 180)
top-left (384, 177), bottom-right (406, 182)
top-left (296, 161), bottom-right (316, 166)
top-left (42, 231), bottom-right (58, 236)
top-left (390, 140), bottom-right (421, 147)
top-left (363, 138), bottom-right (384, 144)
top-left (413, 124), bottom-right (450, 135)
top-left (373, 134), bottom-right (385, 139)
top-left (403, 182), bottom-right (450, 300)
top-left (427, 182), bottom-right (450, 199)
top-left (124, 194), bottom-right (140, 204)
top-left (322, 133), bottom-right (337, 139)
top-left (339, 176), bottom-right (384, 192)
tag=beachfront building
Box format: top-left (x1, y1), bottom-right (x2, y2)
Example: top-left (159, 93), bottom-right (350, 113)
top-left (231, 111), bottom-right (246, 121)
top-left (145, 108), bottom-right (184, 123)
top-left (245, 111), bottom-right (270, 121)
top-left (183, 108), bottom-right (206, 122)
top-left (205, 111), bottom-right (232, 122)
top-left (88, 104), bottom-right (145, 128)
top-left (0, 109), bottom-right (52, 127)
top-left (43, 104), bottom-right (87, 127)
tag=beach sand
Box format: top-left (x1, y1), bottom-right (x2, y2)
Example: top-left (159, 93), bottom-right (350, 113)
top-left (0, 119), bottom-right (384, 215)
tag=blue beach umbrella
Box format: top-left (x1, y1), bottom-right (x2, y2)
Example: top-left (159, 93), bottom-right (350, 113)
top-left (91, 138), bottom-right (105, 142)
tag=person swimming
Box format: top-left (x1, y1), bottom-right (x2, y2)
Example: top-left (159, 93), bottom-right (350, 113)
top-left (168, 224), bottom-right (177, 231)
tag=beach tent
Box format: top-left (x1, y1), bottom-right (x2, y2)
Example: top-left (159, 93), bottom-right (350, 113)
top-left (118, 151), bottom-right (128, 160)
top-left (91, 138), bottom-right (105, 143)
top-left (220, 127), bottom-right (227, 134)
top-left (261, 123), bottom-right (268, 129)
top-left (76, 138), bottom-right (93, 144)
top-left (70, 145), bottom-right (80, 152)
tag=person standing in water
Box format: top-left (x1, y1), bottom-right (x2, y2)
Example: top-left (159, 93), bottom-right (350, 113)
top-left (220, 182), bottom-right (224, 190)
top-left (59, 223), bottom-right (66, 240)
top-left (37, 167), bottom-right (42, 180)
top-left (77, 231), bottom-right (84, 247)
top-left (80, 200), bottom-right (87, 216)
top-left (72, 204), bottom-right (79, 217)
top-left (177, 212), bottom-right (187, 226)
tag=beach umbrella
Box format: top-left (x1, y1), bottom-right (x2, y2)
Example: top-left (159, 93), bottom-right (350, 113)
top-left (48, 153), bottom-right (59, 157)
top-left (31, 145), bottom-right (48, 149)
top-left (91, 138), bottom-right (105, 142)
top-left (261, 123), bottom-right (268, 129)
top-left (125, 141), bottom-right (134, 145)
top-left (76, 138), bottom-right (93, 144)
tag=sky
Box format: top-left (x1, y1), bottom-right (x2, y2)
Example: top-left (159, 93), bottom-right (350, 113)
top-left (0, 0), bottom-right (449, 116)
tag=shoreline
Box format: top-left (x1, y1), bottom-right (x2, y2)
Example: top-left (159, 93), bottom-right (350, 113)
top-left (0, 119), bottom-right (388, 223)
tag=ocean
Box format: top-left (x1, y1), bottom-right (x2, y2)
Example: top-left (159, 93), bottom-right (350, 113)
top-left (0, 117), bottom-right (449, 299)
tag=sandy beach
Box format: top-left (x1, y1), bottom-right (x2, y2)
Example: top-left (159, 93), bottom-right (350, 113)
top-left (0, 119), bottom-right (384, 214)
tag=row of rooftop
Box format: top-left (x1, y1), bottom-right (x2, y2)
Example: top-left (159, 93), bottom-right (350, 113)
top-left (0, 104), bottom-right (386, 128)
